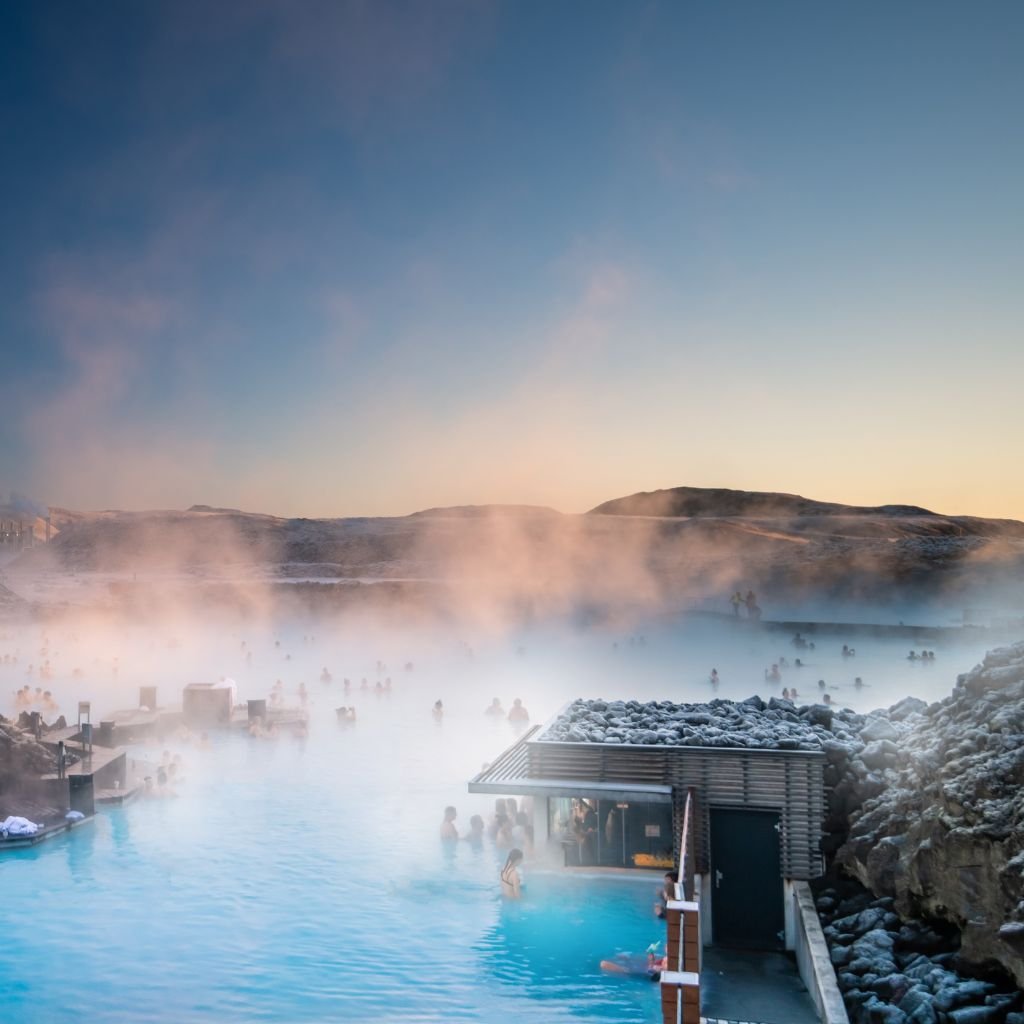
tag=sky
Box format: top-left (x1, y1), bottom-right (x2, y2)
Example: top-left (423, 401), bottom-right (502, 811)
top-left (0, 0), bottom-right (1022, 519)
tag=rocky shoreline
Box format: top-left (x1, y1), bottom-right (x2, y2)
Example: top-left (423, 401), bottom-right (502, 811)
top-left (0, 714), bottom-right (74, 825)
top-left (836, 642), bottom-right (1024, 991)
top-left (814, 877), bottom-right (1022, 1024)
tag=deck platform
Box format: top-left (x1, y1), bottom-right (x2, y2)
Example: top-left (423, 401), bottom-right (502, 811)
top-left (0, 814), bottom-right (94, 851)
top-left (230, 706), bottom-right (309, 730)
top-left (700, 947), bottom-right (818, 1024)
top-left (39, 742), bottom-right (124, 780)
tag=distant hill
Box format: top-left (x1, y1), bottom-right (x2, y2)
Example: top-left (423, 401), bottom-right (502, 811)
top-left (408, 504), bottom-right (561, 518)
top-left (589, 486), bottom-right (936, 519)
top-left (6, 489), bottom-right (1024, 619)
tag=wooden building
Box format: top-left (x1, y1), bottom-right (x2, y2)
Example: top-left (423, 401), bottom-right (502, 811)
top-left (470, 706), bottom-right (826, 951)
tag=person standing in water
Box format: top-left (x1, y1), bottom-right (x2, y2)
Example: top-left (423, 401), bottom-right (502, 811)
top-left (501, 849), bottom-right (524, 899)
top-left (508, 698), bottom-right (529, 723)
top-left (440, 806), bottom-right (458, 840)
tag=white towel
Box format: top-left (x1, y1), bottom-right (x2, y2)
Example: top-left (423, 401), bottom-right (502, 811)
top-left (1, 815), bottom-right (41, 837)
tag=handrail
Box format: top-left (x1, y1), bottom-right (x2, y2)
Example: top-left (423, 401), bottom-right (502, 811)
top-left (675, 787), bottom-right (696, 902)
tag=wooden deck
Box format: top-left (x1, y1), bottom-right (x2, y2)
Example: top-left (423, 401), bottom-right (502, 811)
top-left (39, 743), bottom-right (125, 780)
top-left (0, 814), bottom-right (94, 852)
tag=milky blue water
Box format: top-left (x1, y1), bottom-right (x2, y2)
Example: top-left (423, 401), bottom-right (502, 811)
top-left (1, 728), bottom-right (665, 1023)
top-left (0, 614), bottom-right (997, 1022)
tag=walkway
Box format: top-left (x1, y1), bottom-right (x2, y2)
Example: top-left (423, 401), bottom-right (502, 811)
top-left (700, 947), bottom-right (818, 1024)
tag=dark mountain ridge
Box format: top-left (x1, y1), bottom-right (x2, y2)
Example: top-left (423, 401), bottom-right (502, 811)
top-left (589, 486), bottom-right (938, 519)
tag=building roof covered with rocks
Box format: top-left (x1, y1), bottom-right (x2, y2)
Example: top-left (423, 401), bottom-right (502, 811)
top-left (538, 696), bottom-right (873, 752)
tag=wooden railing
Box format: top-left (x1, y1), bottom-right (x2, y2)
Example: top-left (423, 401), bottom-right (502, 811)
top-left (662, 787), bottom-right (701, 1024)
top-left (675, 787), bottom-right (696, 902)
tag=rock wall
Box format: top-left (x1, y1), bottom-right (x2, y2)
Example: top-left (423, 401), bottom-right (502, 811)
top-left (0, 716), bottom-right (59, 785)
top-left (836, 642), bottom-right (1024, 989)
top-left (815, 877), bottom-right (1023, 1024)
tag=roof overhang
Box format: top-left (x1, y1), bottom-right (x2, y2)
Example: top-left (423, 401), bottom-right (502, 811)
top-left (467, 725), bottom-right (672, 802)
top-left (468, 776), bottom-right (672, 803)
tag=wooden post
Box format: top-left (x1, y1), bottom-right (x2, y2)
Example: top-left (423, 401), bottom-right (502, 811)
top-left (662, 898), bottom-right (701, 1023)
top-left (660, 971), bottom-right (700, 1024)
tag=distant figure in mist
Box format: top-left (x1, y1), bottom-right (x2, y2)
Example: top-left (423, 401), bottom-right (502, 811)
top-left (508, 699), bottom-right (529, 724)
top-left (765, 664), bottom-right (781, 683)
top-left (320, 667), bottom-right (332, 685)
top-left (467, 815), bottom-right (485, 844)
top-left (488, 798), bottom-right (508, 840)
top-left (494, 814), bottom-right (513, 849)
top-left (842, 645), bottom-right (856, 658)
top-left (440, 806), bottom-right (459, 840)
top-left (512, 811), bottom-right (534, 854)
top-left (730, 591), bottom-right (743, 616)
top-left (485, 698), bottom-right (504, 717)
top-left (432, 700), bottom-right (444, 721)
top-left (792, 633), bottom-right (807, 649)
top-left (501, 849), bottom-right (524, 900)
top-left (709, 669), bottom-right (719, 687)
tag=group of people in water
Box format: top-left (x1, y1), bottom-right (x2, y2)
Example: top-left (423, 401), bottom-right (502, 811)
top-left (142, 749), bottom-right (186, 798)
top-left (439, 797), bottom-right (534, 899)
top-left (427, 697), bottom-right (531, 724)
top-left (729, 589), bottom-right (762, 619)
top-left (11, 685), bottom-right (59, 712)
top-left (483, 697), bottom-right (530, 723)
top-left (705, 635), bottom-right (943, 705)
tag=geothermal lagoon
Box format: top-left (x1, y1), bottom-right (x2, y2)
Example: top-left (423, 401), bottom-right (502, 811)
top-left (0, 613), bottom-right (1009, 1022)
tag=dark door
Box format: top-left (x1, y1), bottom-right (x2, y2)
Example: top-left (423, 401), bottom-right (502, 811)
top-left (710, 807), bottom-right (784, 949)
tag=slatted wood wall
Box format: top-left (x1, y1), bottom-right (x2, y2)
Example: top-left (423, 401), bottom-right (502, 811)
top-left (528, 740), bottom-right (825, 879)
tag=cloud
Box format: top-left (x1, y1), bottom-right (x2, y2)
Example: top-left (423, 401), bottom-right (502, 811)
top-left (265, 0), bottom-right (495, 128)
top-left (20, 275), bottom-right (217, 510)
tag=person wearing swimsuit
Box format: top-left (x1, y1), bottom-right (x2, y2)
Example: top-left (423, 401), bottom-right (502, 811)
top-left (501, 849), bottom-right (523, 900)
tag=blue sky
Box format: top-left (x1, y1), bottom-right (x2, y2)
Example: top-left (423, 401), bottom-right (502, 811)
top-left (1, 1), bottom-right (1022, 517)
